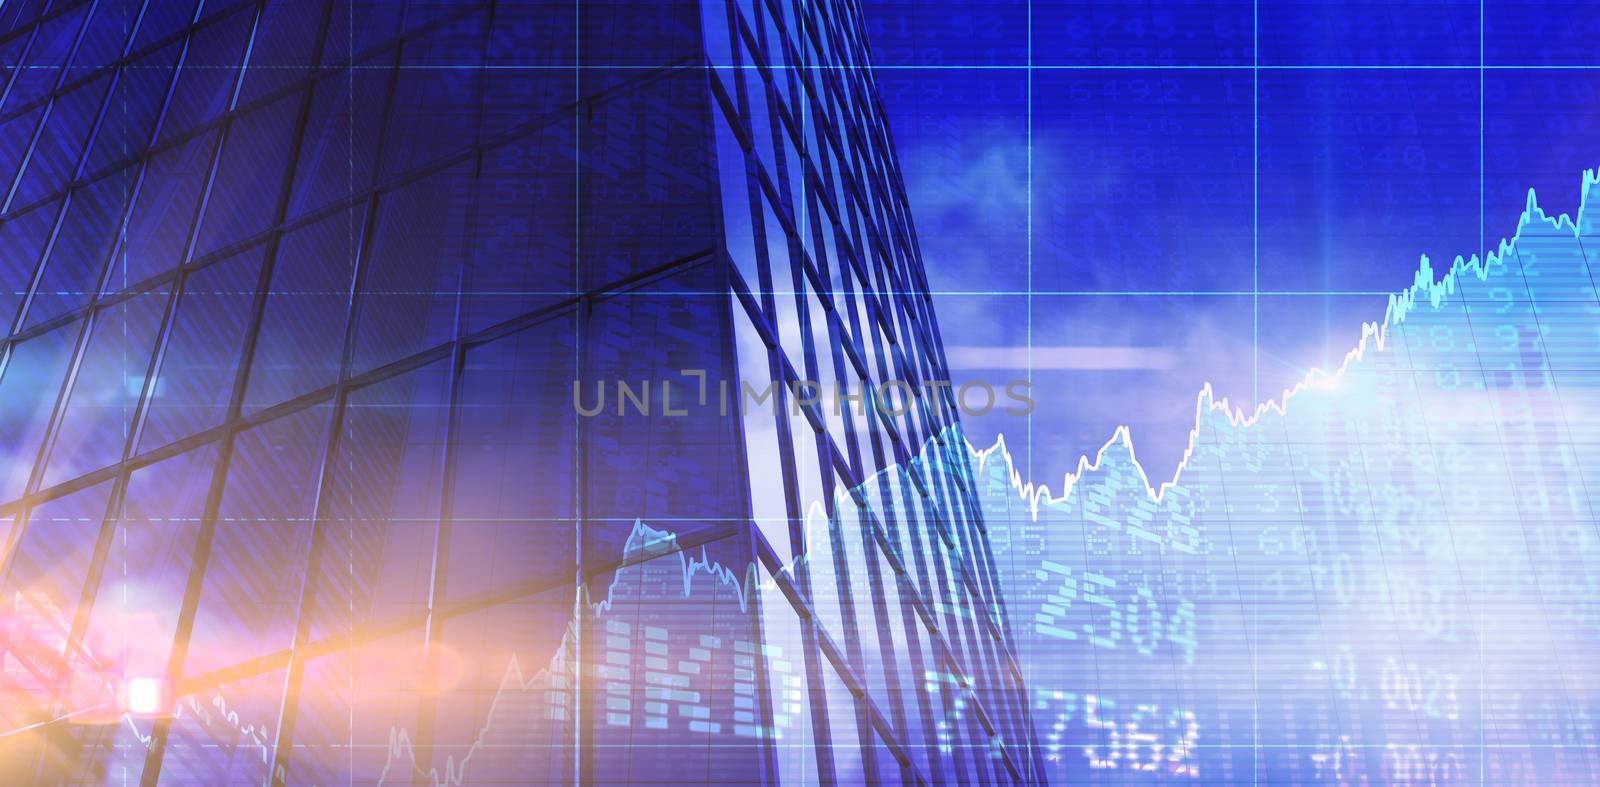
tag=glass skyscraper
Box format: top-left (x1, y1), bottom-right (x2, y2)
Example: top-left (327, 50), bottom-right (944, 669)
top-left (0, 0), bottom-right (1041, 783)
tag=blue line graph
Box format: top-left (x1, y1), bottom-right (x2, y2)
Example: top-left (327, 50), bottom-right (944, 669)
top-left (979, 170), bottom-right (1600, 783)
top-left (363, 435), bottom-right (1011, 785)
top-left (307, 166), bottom-right (1600, 784)
top-left (0, 0), bottom-right (1595, 782)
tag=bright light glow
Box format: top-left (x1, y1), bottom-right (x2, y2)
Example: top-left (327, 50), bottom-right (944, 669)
top-left (126, 677), bottom-right (163, 715)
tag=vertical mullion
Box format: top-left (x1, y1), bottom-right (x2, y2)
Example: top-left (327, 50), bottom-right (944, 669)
top-left (135, 0), bottom-right (332, 781)
top-left (406, 2), bottom-right (495, 780)
top-left (402, 336), bottom-right (468, 786)
top-left (32, 0), bottom-right (205, 742)
top-left (712, 6), bottom-right (785, 767)
top-left (261, 0), bottom-right (419, 781)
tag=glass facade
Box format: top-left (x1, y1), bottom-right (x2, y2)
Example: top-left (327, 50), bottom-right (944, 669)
top-left (0, 0), bottom-right (1040, 783)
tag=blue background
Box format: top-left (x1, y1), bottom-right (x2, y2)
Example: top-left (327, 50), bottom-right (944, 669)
top-left (861, 0), bottom-right (1600, 482)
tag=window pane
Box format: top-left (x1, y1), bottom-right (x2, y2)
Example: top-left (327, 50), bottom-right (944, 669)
top-left (758, 565), bottom-right (818, 784)
top-left (587, 533), bottom-right (764, 784)
top-left (42, 292), bottom-right (165, 486)
top-left (379, 16), bottom-right (483, 179)
top-left (12, 73), bottom-right (111, 207)
top-left (141, 248), bottom-right (263, 450)
top-left (292, 628), bottom-right (424, 783)
top-left (735, 296), bottom-right (792, 565)
top-left (243, 208), bottom-right (363, 411)
top-left (819, 651), bottom-right (864, 783)
top-left (0, 320), bottom-right (79, 500)
top-left (191, 94), bottom-right (300, 258)
top-left (0, 482), bottom-right (122, 780)
top-left (447, 318), bottom-right (577, 600)
top-left (186, 405), bottom-right (331, 676)
top-left (351, 164), bottom-right (471, 374)
top-left (58, 446), bottom-right (222, 774)
top-left (27, 171), bottom-right (131, 326)
top-left (463, 120), bottom-right (576, 333)
top-left (286, 67), bottom-right (386, 219)
top-left (421, 585), bottom-right (576, 784)
top-left (306, 360), bottom-right (452, 643)
top-left (156, 9), bottom-right (253, 146)
top-left (82, 445), bottom-right (218, 681)
top-left (108, 130), bottom-right (218, 290)
top-left (715, 104), bottom-right (760, 290)
top-left (84, 42), bottom-right (180, 174)
top-left (0, 480), bottom-right (114, 678)
top-left (0, 200), bottom-right (61, 333)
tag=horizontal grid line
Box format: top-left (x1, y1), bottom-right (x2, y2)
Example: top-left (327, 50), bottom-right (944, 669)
top-left (8, 62), bottom-right (1600, 70)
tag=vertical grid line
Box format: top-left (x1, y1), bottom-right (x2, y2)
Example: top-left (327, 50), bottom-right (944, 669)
top-left (1023, 0), bottom-right (1032, 585)
top-left (571, 0), bottom-right (584, 782)
top-left (1251, 0), bottom-right (1260, 408)
top-left (1251, 0), bottom-right (1262, 780)
top-left (1477, 1), bottom-right (1487, 782)
top-left (263, 0), bottom-right (414, 781)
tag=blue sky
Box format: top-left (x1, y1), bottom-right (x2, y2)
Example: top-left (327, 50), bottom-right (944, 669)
top-left (861, 0), bottom-right (1600, 480)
